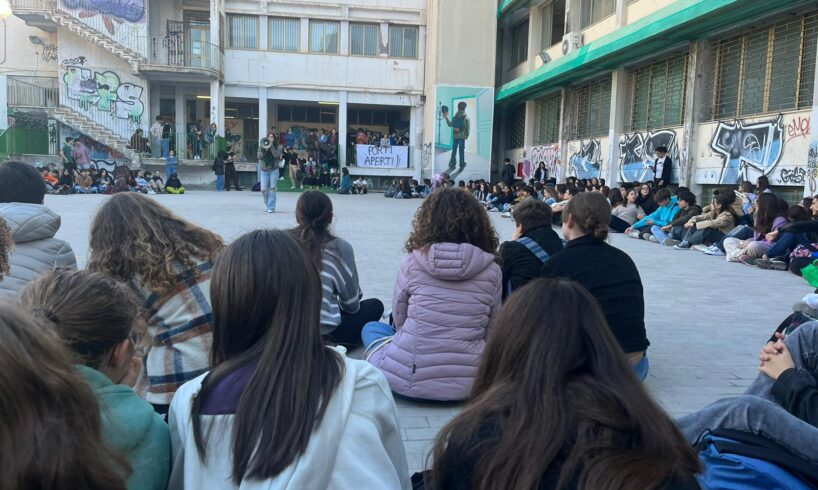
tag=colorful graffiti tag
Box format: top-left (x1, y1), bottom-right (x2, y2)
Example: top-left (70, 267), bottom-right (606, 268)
top-left (530, 144), bottom-right (561, 183)
top-left (61, 0), bottom-right (145, 34)
top-left (568, 140), bottom-right (602, 179)
top-left (709, 114), bottom-right (784, 185)
top-left (62, 65), bottom-right (145, 124)
top-left (619, 129), bottom-right (679, 183)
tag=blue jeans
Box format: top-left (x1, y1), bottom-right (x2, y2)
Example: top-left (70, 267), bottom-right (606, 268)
top-left (215, 175), bottom-right (224, 191)
top-left (161, 138), bottom-right (170, 158)
top-left (630, 353), bottom-right (650, 381)
top-left (258, 167), bottom-right (278, 212)
top-left (362, 321), bottom-right (396, 355)
top-left (767, 232), bottom-right (809, 259)
top-left (650, 225), bottom-right (685, 242)
top-left (166, 164), bottom-right (177, 180)
top-left (449, 138), bottom-right (465, 167)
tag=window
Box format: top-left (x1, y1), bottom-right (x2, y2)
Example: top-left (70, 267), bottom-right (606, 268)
top-left (627, 54), bottom-right (688, 131)
top-left (309, 20), bottom-right (340, 53)
top-left (389, 25), bottom-right (419, 58)
top-left (580, 0), bottom-right (615, 29)
top-left (348, 108), bottom-right (400, 125)
top-left (351, 23), bottom-right (379, 56)
top-left (269, 17), bottom-right (299, 52)
top-left (228, 15), bottom-right (258, 49)
top-left (277, 105), bottom-right (336, 124)
top-left (569, 77), bottom-right (611, 139)
top-left (510, 20), bottom-right (529, 67)
top-left (535, 93), bottom-right (562, 144)
top-left (540, 0), bottom-right (566, 50)
top-left (505, 104), bottom-right (526, 149)
top-left (712, 13), bottom-right (818, 119)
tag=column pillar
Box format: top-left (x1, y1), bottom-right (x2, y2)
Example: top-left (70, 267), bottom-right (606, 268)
top-left (615, 0), bottom-right (628, 28)
top-left (258, 86), bottom-right (268, 142)
top-left (149, 82), bottom-right (160, 120)
top-left (0, 75), bottom-right (8, 131)
top-left (527, 5), bottom-right (542, 71)
top-left (300, 18), bottom-right (309, 53)
top-left (174, 86), bottom-right (185, 158)
top-left (210, 80), bottom-right (225, 137)
top-left (807, 32), bottom-right (818, 197)
top-left (410, 101), bottom-right (423, 181)
top-left (566, 0), bottom-right (582, 33)
top-left (559, 87), bottom-right (572, 182)
top-left (681, 40), bottom-right (712, 197)
top-left (606, 68), bottom-right (627, 186)
top-left (210, 0), bottom-right (221, 48)
top-left (338, 91), bottom-right (348, 168)
top-left (259, 15), bottom-right (269, 51)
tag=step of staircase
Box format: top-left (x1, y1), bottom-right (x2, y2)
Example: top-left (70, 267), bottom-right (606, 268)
top-left (51, 107), bottom-right (141, 164)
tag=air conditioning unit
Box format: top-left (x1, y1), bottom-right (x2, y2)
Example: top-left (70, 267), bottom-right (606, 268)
top-left (561, 32), bottom-right (583, 55)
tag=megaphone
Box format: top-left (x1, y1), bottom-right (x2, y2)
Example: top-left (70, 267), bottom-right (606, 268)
top-left (260, 137), bottom-right (272, 150)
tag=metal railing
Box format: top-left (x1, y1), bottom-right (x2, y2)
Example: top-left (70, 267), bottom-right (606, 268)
top-left (7, 76), bottom-right (59, 108)
top-left (58, 82), bottom-right (143, 142)
top-left (8, 0), bottom-right (53, 10)
top-left (144, 35), bottom-right (222, 74)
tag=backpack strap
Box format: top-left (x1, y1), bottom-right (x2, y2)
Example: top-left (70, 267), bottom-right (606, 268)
top-left (517, 237), bottom-right (550, 264)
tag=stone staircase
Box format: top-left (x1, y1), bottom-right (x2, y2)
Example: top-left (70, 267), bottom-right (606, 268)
top-left (50, 106), bottom-right (141, 165)
top-left (11, 0), bottom-right (145, 71)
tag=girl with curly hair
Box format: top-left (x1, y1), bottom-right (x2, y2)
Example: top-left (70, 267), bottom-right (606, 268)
top-left (362, 187), bottom-right (502, 402)
top-left (87, 193), bottom-right (225, 416)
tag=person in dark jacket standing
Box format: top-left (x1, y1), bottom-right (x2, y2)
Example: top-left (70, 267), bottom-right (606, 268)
top-left (212, 151), bottom-right (225, 192)
top-left (653, 146), bottom-right (673, 189)
top-left (223, 151), bottom-right (242, 191)
top-left (500, 199), bottom-right (563, 298)
top-left (501, 158), bottom-right (516, 188)
top-left (541, 192), bottom-right (650, 380)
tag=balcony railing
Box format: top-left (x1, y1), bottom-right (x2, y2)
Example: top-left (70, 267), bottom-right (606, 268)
top-left (143, 35), bottom-right (222, 74)
top-left (7, 76), bottom-right (59, 109)
top-left (8, 0), bottom-right (52, 10)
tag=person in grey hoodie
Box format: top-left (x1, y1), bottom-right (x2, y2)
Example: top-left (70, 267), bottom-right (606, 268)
top-left (0, 161), bottom-right (76, 299)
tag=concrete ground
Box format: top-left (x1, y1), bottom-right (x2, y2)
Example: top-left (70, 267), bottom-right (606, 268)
top-left (48, 190), bottom-right (812, 473)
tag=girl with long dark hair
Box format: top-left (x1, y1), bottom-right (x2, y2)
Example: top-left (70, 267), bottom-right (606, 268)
top-left (168, 229), bottom-right (408, 489)
top-left (424, 278), bottom-right (700, 490)
top-left (637, 183), bottom-right (658, 214)
top-left (291, 191), bottom-right (383, 346)
top-left (723, 192), bottom-right (788, 264)
top-left (609, 188), bottom-right (645, 233)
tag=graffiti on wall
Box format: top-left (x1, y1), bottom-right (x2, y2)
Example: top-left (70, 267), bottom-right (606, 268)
top-left (61, 0), bottom-right (145, 34)
top-left (62, 65), bottom-right (145, 124)
top-left (779, 167), bottom-right (807, 185)
top-left (787, 116), bottom-right (811, 142)
top-left (530, 144), bottom-right (561, 183)
top-left (619, 129), bottom-right (679, 183)
top-left (40, 43), bottom-right (58, 63)
top-left (709, 114), bottom-right (784, 185)
top-left (568, 139), bottom-right (602, 179)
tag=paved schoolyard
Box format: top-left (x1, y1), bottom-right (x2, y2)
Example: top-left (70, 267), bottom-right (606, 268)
top-left (47, 190), bottom-right (812, 473)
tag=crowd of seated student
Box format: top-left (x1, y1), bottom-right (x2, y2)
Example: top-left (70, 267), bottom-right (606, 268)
top-left (5, 159), bottom-right (818, 489)
top-left (37, 163), bottom-right (184, 196)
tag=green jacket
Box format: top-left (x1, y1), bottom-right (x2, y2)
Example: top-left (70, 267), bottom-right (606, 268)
top-left (79, 365), bottom-right (170, 490)
top-left (447, 111), bottom-right (470, 140)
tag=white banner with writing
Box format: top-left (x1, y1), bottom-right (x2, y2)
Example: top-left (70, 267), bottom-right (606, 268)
top-left (355, 144), bottom-right (409, 168)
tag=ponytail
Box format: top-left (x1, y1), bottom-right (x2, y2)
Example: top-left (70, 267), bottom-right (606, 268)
top-left (564, 192), bottom-right (611, 242)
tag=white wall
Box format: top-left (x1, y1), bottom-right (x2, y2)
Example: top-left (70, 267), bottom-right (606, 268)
top-left (0, 16), bottom-right (58, 77)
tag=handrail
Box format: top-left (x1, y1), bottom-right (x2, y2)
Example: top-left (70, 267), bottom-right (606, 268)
top-left (7, 76), bottom-right (59, 108)
top-left (143, 35), bottom-right (222, 74)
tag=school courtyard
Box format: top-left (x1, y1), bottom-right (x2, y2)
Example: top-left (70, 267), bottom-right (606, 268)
top-left (51, 190), bottom-right (811, 472)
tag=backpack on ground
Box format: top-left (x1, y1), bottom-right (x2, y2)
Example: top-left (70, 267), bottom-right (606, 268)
top-left (694, 428), bottom-right (818, 489)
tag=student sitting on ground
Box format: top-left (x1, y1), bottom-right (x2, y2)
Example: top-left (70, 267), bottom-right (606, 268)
top-left (423, 278), bottom-right (700, 489)
top-left (96, 168), bottom-right (114, 193)
top-left (87, 193), bottom-right (224, 416)
top-left (625, 189), bottom-right (678, 241)
top-left (42, 167), bottom-right (58, 193)
top-left (0, 304), bottom-right (132, 490)
top-left (636, 183), bottom-right (658, 215)
top-left (21, 270), bottom-right (171, 490)
top-left (550, 184), bottom-right (579, 225)
top-left (489, 184), bottom-right (516, 213)
top-left (168, 229), bottom-right (409, 489)
top-left (738, 180), bottom-right (757, 225)
top-left (723, 192), bottom-right (788, 265)
top-left (165, 173), bottom-right (185, 194)
top-left (0, 161), bottom-right (77, 298)
top-left (362, 188), bottom-right (502, 402)
top-left (484, 184), bottom-right (504, 210)
top-left (502, 185), bottom-right (535, 218)
top-left (144, 171), bottom-right (165, 194)
top-left (353, 176), bottom-right (368, 194)
top-left (757, 198), bottom-right (818, 271)
top-left (290, 191), bottom-right (383, 347)
top-left (609, 188), bottom-right (645, 233)
top-left (541, 192), bottom-right (651, 381)
top-left (673, 190), bottom-right (739, 250)
top-left (652, 190), bottom-right (701, 246)
top-left (500, 199), bottom-right (564, 298)
top-left (542, 185), bottom-right (559, 206)
top-left (74, 168), bottom-right (98, 194)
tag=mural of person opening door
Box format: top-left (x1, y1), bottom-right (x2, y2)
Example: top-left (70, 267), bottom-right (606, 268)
top-left (434, 85), bottom-right (495, 181)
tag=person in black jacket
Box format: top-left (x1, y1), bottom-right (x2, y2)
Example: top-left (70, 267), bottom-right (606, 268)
top-left (540, 191), bottom-right (650, 380)
top-left (653, 146), bottom-right (673, 189)
top-left (501, 158), bottom-right (516, 188)
top-left (500, 199), bottom-right (563, 298)
top-left (212, 150), bottom-right (226, 192)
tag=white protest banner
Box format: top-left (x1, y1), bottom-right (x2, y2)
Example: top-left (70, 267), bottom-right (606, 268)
top-left (356, 144), bottom-right (409, 168)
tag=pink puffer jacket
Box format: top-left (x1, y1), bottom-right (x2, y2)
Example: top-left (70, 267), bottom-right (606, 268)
top-left (368, 242), bottom-right (502, 401)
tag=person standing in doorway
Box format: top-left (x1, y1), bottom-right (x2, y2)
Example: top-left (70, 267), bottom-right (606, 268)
top-left (257, 132), bottom-right (279, 213)
top-left (443, 101), bottom-right (470, 179)
top-left (652, 146), bottom-right (672, 189)
top-left (161, 118), bottom-right (174, 159)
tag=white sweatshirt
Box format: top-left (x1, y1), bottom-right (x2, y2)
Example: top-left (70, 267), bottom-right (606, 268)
top-left (167, 347), bottom-right (410, 490)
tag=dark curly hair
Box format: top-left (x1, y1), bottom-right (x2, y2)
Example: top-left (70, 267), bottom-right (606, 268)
top-left (405, 187), bottom-right (499, 256)
top-left (0, 217), bottom-right (11, 281)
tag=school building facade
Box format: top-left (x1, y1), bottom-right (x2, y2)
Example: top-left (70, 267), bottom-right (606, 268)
top-left (495, 0), bottom-right (818, 200)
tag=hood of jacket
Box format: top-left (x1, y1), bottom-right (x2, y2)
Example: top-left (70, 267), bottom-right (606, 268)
top-left (0, 203), bottom-right (61, 245)
top-left (412, 242), bottom-right (497, 282)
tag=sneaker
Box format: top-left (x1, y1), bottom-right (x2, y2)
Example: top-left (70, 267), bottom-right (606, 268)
top-left (290, 186), bottom-right (295, 190)
top-left (266, 209), bottom-right (274, 214)
top-left (626, 230), bottom-right (641, 239)
top-left (647, 235), bottom-right (659, 243)
top-left (673, 241), bottom-right (691, 250)
top-left (663, 238), bottom-right (680, 247)
top-left (703, 245), bottom-right (725, 256)
top-left (501, 212), bottom-right (512, 218)
top-left (692, 244), bottom-right (710, 252)
top-left (756, 258), bottom-right (788, 271)
top-left (738, 255), bottom-right (758, 266)
top-left (279, 176), bottom-right (285, 180)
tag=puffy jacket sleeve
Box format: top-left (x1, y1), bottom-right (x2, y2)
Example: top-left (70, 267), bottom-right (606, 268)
top-left (391, 257), bottom-right (411, 329)
top-left (54, 241), bottom-right (78, 270)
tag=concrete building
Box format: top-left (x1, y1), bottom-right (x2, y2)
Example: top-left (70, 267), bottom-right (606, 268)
top-left (1, 0), bottom-right (497, 186)
top-left (495, 0), bottom-right (818, 201)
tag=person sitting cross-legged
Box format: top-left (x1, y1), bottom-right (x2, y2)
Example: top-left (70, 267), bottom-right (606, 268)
top-left (625, 189), bottom-right (678, 241)
top-left (653, 190), bottom-right (701, 247)
top-left (500, 199), bottom-right (564, 299)
top-left (673, 189), bottom-right (739, 250)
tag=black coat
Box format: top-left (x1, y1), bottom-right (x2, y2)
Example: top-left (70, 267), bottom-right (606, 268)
top-left (541, 235), bottom-right (649, 353)
top-left (500, 226), bottom-right (564, 298)
top-left (501, 163), bottom-right (516, 186)
top-left (653, 156), bottom-right (673, 187)
top-left (212, 156), bottom-right (225, 175)
top-left (772, 367), bottom-right (818, 427)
